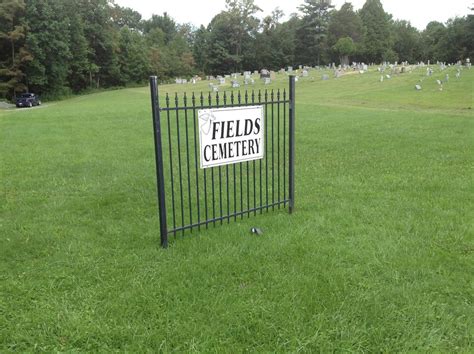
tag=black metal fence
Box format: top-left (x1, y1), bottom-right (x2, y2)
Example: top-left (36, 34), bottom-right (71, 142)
top-left (150, 76), bottom-right (295, 247)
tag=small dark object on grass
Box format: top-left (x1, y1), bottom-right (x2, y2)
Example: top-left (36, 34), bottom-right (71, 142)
top-left (250, 227), bottom-right (263, 236)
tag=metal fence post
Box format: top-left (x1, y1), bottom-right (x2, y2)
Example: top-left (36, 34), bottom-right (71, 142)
top-left (150, 76), bottom-right (168, 248)
top-left (288, 75), bottom-right (296, 214)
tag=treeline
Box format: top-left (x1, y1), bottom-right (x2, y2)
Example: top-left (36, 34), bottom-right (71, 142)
top-left (1, 0), bottom-right (472, 99)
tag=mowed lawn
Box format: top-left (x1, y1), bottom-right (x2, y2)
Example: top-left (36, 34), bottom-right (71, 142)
top-left (1, 67), bottom-right (473, 351)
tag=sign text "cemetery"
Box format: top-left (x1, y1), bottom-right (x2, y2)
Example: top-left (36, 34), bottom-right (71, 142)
top-left (198, 106), bottom-right (264, 168)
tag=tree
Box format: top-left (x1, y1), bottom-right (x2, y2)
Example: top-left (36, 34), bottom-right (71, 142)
top-left (118, 26), bottom-right (148, 84)
top-left (328, 2), bottom-right (364, 45)
top-left (0, 0), bottom-right (30, 98)
top-left (193, 25), bottom-right (210, 74)
top-left (421, 21), bottom-right (447, 61)
top-left (143, 13), bottom-right (177, 44)
top-left (67, 14), bottom-right (90, 92)
top-left (359, 0), bottom-right (392, 63)
top-left (75, 0), bottom-right (121, 88)
top-left (205, 0), bottom-right (261, 74)
top-left (24, 0), bottom-right (72, 95)
top-left (332, 36), bottom-right (355, 65)
top-left (392, 20), bottom-right (421, 63)
top-left (296, 0), bottom-right (334, 66)
top-left (436, 17), bottom-right (474, 62)
top-left (111, 4), bottom-right (142, 30)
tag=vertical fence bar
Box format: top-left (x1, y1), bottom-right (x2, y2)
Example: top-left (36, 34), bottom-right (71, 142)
top-left (224, 92), bottom-right (230, 223)
top-left (231, 92), bottom-right (237, 221)
top-left (191, 93), bottom-right (201, 231)
top-left (289, 75), bottom-right (296, 214)
top-left (165, 93), bottom-right (176, 236)
top-left (277, 89), bottom-right (281, 209)
top-left (238, 91), bottom-right (243, 219)
top-left (283, 89), bottom-right (287, 207)
top-left (183, 93), bottom-right (193, 231)
top-left (271, 89), bottom-right (275, 210)
top-left (252, 90), bottom-right (256, 215)
top-left (201, 93), bottom-right (209, 229)
top-left (258, 90), bottom-right (263, 214)
top-left (264, 90), bottom-right (269, 211)
top-left (149, 76), bottom-right (168, 248)
top-left (175, 93), bottom-right (185, 234)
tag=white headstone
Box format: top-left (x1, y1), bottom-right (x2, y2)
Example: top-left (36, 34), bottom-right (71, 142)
top-left (415, 85), bottom-right (422, 90)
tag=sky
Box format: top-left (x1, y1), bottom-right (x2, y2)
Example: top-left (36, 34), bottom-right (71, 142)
top-left (114, 0), bottom-right (473, 31)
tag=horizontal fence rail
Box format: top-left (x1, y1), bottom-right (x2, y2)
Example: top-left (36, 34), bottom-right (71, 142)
top-left (150, 76), bottom-right (296, 247)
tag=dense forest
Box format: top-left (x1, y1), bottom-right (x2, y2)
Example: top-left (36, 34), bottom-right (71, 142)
top-left (1, 0), bottom-right (473, 99)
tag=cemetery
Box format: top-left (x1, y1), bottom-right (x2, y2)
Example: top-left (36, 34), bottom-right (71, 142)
top-left (1, 62), bottom-right (472, 351)
top-left (1, 0), bottom-right (472, 351)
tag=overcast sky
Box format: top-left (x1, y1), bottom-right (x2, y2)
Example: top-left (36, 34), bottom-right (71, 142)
top-left (114, 0), bottom-right (472, 30)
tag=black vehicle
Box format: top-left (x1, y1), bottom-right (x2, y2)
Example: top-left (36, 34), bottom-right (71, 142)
top-left (16, 93), bottom-right (41, 108)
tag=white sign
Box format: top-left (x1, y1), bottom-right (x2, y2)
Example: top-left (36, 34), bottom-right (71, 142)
top-left (198, 106), bottom-right (264, 168)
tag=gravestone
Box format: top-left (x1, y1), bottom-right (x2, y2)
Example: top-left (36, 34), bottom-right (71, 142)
top-left (264, 78), bottom-right (271, 85)
top-left (302, 70), bottom-right (308, 77)
top-left (260, 69), bottom-right (270, 79)
top-left (322, 74), bottom-right (329, 81)
top-left (231, 80), bottom-right (240, 88)
top-left (218, 77), bottom-right (226, 85)
top-left (415, 85), bottom-right (422, 90)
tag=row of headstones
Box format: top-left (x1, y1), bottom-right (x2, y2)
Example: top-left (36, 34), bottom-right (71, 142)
top-left (417, 66), bottom-right (464, 90)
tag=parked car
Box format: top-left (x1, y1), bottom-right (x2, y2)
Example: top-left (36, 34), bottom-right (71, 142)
top-left (16, 93), bottom-right (41, 108)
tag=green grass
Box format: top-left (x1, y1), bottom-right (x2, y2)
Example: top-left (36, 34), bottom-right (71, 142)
top-left (1, 66), bottom-right (473, 351)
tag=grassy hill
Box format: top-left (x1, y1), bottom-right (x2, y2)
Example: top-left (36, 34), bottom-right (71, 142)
top-left (1, 66), bottom-right (473, 351)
